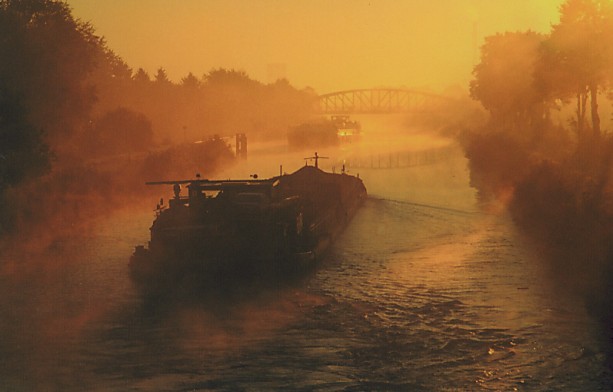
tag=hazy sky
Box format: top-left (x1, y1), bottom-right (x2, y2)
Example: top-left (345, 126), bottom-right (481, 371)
top-left (69, 0), bottom-right (564, 93)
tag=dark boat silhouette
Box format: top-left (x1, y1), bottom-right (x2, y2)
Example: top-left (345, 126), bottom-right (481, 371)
top-left (130, 154), bottom-right (367, 294)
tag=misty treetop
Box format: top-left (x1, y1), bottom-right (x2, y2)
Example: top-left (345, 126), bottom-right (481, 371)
top-left (545, 0), bottom-right (613, 138)
top-left (466, 0), bottom-right (613, 323)
top-left (470, 31), bottom-right (548, 134)
top-left (471, 0), bottom-right (613, 142)
top-left (0, 0), bottom-right (315, 236)
top-left (467, 0), bottom-right (613, 201)
top-left (0, 0), bottom-right (101, 185)
top-left (0, 0), bottom-right (315, 175)
top-left (96, 66), bottom-right (316, 145)
top-left (469, 0), bottom-right (613, 196)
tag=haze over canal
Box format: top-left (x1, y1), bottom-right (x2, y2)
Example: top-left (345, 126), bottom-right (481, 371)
top-left (2, 1), bottom-right (613, 390)
top-left (1, 124), bottom-right (611, 390)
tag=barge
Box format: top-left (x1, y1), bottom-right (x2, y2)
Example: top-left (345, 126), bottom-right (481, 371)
top-left (130, 155), bottom-right (367, 293)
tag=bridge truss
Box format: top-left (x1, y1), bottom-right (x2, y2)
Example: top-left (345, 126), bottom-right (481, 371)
top-left (316, 88), bottom-right (449, 115)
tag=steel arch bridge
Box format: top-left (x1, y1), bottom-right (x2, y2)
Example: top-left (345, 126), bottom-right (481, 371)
top-left (315, 88), bottom-right (449, 114)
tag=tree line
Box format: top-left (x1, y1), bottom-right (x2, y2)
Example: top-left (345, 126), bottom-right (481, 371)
top-left (470, 0), bottom-right (613, 140)
top-left (465, 0), bottom-right (613, 329)
top-left (0, 0), bottom-right (315, 235)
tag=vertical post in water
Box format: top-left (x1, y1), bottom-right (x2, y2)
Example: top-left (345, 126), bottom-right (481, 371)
top-left (235, 133), bottom-right (247, 160)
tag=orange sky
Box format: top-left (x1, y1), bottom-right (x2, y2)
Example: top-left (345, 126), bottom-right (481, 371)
top-left (68, 0), bottom-right (563, 93)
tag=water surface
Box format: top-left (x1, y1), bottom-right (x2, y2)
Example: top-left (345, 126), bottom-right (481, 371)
top-left (1, 145), bottom-right (611, 391)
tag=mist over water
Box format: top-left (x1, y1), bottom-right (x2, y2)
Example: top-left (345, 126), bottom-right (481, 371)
top-left (2, 0), bottom-right (613, 389)
top-left (0, 119), bottom-right (611, 391)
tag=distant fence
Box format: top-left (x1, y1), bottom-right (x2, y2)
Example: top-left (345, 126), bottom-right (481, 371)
top-left (328, 145), bottom-right (457, 172)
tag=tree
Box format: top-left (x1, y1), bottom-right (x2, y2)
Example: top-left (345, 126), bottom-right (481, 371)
top-left (203, 68), bottom-right (257, 87)
top-left (154, 67), bottom-right (171, 85)
top-left (0, 91), bottom-right (50, 190)
top-left (0, 0), bottom-right (102, 149)
top-left (539, 0), bottom-right (613, 139)
top-left (88, 107), bottom-right (153, 156)
top-left (133, 68), bottom-right (150, 84)
top-left (93, 41), bottom-right (132, 81)
top-left (180, 72), bottom-right (200, 89)
top-left (0, 0), bottom-right (124, 187)
top-left (85, 40), bottom-right (134, 118)
top-left (470, 31), bottom-right (549, 135)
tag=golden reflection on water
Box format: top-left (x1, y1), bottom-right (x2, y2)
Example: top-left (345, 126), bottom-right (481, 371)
top-left (386, 214), bottom-right (559, 330)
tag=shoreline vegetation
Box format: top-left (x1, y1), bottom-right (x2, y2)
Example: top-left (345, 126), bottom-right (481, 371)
top-left (0, 0), bottom-right (315, 246)
top-left (458, 0), bottom-right (613, 347)
top-left (2, 0), bottom-right (613, 354)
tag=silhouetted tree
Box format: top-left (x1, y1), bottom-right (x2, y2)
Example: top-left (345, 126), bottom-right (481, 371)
top-left (89, 107), bottom-right (153, 156)
top-left (0, 90), bottom-right (52, 233)
top-left (89, 64), bottom-right (315, 145)
top-left (86, 41), bottom-right (133, 118)
top-left (133, 68), bottom-right (151, 84)
top-left (0, 0), bottom-right (102, 151)
top-left (470, 31), bottom-right (549, 135)
top-left (0, 92), bottom-right (50, 190)
top-left (203, 68), bottom-right (257, 87)
top-left (141, 135), bottom-right (234, 180)
top-left (95, 43), bottom-right (132, 81)
top-left (287, 119), bottom-right (339, 150)
top-left (538, 0), bottom-right (613, 139)
top-left (181, 72), bottom-right (200, 89)
top-left (154, 67), bottom-right (171, 85)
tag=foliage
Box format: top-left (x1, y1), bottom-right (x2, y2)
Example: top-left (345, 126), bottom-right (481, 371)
top-left (86, 107), bottom-right (154, 156)
top-left (538, 0), bottom-right (613, 138)
top-left (0, 0), bottom-right (102, 203)
top-left (141, 136), bottom-right (235, 181)
top-left (0, 0), bottom-right (102, 149)
top-left (133, 68), bottom-right (150, 83)
top-left (0, 0), bottom-right (125, 234)
top-left (465, 0), bottom-right (613, 329)
top-left (470, 31), bottom-right (549, 135)
top-left (510, 140), bottom-right (613, 301)
top-left (462, 131), bottom-right (534, 202)
top-left (0, 92), bottom-right (50, 191)
top-left (0, 0), bottom-right (315, 237)
top-left (467, 0), bottom-right (613, 203)
top-left (154, 67), bottom-right (172, 85)
top-left (91, 66), bottom-right (315, 144)
top-left (180, 72), bottom-right (200, 89)
top-left (287, 120), bottom-right (339, 151)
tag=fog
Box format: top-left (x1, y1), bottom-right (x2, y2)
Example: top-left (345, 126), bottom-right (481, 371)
top-left (0, 113), bottom-right (479, 389)
top-left (2, 0), bottom-right (613, 389)
top-left (69, 1), bottom-right (563, 93)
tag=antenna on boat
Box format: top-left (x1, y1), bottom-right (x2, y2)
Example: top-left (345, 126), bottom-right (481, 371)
top-left (304, 152), bottom-right (329, 169)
